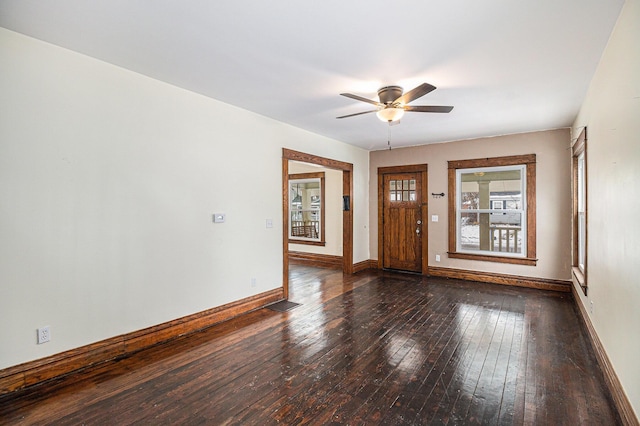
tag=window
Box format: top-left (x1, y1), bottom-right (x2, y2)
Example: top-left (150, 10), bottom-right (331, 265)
top-left (389, 178), bottom-right (417, 202)
top-left (448, 155), bottom-right (537, 265)
top-left (288, 172), bottom-right (325, 245)
top-left (572, 128), bottom-right (587, 294)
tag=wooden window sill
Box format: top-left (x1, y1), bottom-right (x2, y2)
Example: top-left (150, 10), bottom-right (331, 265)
top-left (289, 240), bottom-right (326, 247)
top-left (448, 251), bottom-right (537, 266)
top-left (572, 266), bottom-right (587, 296)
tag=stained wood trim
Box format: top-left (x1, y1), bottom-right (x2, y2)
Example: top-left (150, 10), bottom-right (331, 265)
top-left (447, 251), bottom-right (538, 266)
top-left (343, 169), bottom-right (354, 274)
top-left (377, 164), bottom-right (429, 274)
top-left (377, 171), bottom-right (384, 270)
top-left (0, 288), bottom-right (283, 395)
top-left (288, 251), bottom-right (342, 269)
top-left (282, 157), bottom-right (290, 299)
top-left (353, 259), bottom-right (379, 273)
top-left (288, 240), bottom-right (326, 247)
top-left (448, 154), bottom-right (537, 169)
top-left (526, 160), bottom-right (537, 259)
top-left (572, 128), bottom-right (588, 296)
top-left (283, 148), bottom-right (353, 172)
top-left (571, 285), bottom-right (639, 426)
top-left (448, 167), bottom-right (456, 254)
top-left (428, 266), bottom-right (571, 292)
top-left (447, 154), bottom-right (537, 265)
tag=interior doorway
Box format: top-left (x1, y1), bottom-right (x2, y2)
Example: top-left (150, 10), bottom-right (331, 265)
top-left (282, 149), bottom-right (354, 299)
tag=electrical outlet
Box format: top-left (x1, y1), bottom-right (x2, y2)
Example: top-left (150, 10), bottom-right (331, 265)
top-left (590, 300), bottom-right (594, 314)
top-left (37, 326), bottom-right (50, 344)
top-left (435, 254), bottom-right (441, 262)
top-left (251, 277), bottom-right (257, 288)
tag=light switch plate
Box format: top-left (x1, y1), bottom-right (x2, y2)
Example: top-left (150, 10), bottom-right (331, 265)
top-left (432, 215), bottom-right (439, 222)
top-left (213, 213), bottom-right (226, 223)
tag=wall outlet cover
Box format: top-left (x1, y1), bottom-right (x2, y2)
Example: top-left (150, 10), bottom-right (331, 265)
top-left (37, 326), bottom-right (51, 344)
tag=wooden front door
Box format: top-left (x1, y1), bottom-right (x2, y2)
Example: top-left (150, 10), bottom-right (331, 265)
top-left (380, 166), bottom-right (428, 273)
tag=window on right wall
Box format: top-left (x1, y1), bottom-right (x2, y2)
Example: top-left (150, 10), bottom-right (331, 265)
top-left (572, 128), bottom-right (587, 295)
top-left (448, 154), bottom-right (537, 265)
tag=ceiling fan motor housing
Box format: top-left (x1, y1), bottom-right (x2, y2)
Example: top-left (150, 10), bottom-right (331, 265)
top-left (378, 86), bottom-right (403, 105)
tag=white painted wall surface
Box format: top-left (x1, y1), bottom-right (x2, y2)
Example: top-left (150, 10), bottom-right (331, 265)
top-left (571, 0), bottom-right (640, 417)
top-left (0, 28), bottom-right (369, 369)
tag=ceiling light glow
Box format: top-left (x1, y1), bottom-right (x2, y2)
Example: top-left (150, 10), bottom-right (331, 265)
top-left (376, 107), bottom-right (405, 123)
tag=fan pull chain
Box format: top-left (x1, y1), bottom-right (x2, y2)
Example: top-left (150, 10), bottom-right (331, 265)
top-left (387, 123), bottom-right (392, 150)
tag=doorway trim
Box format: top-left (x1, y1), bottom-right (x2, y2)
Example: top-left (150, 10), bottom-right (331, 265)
top-left (378, 164), bottom-right (429, 274)
top-left (282, 149), bottom-right (354, 299)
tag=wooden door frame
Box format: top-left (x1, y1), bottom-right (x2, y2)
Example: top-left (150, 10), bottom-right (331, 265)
top-left (282, 149), bottom-right (354, 299)
top-left (378, 164), bottom-right (429, 275)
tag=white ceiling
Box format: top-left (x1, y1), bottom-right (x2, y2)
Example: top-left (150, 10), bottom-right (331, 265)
top-left (0, 0), bottom-right (624, 150)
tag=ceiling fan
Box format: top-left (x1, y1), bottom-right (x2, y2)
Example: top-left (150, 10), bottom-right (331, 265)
top-left (337, 83), bottom-right (453, 123)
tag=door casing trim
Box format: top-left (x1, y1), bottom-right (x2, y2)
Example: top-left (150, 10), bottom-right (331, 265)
top-left (378, 164), bottom-right (429, 275)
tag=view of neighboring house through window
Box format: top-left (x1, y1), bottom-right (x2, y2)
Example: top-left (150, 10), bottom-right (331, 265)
top-left (288, 172), bottom-right (325, 245)
top-left (573, 128), bottom-right (587, 294)
top-left (448, 155), bottom-right (537, 265)
top-left (457, 165), bottom-right (526, 255)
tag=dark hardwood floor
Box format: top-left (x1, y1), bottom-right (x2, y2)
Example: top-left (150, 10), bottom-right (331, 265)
top-left (0, 266), bottom-right (620, 425)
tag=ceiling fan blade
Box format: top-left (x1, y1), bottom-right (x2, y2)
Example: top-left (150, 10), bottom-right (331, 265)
top-left (340, 93), bottom-right (383, 107)
top-left (404, 105), bottom-right (454, 113)
top-left (336, 110), bottom-right (378, 119)
top-left (393, 83), bottom-right (436, 106)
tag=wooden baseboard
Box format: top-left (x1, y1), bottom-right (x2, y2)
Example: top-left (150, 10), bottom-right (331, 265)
top-left (288, 251), bottom-right (343, 269)
top-left (0, 288), bottom-right (283, 395)
top-left (353, 259), bottom-right (378, 273)
top-left (428, 266), bottom-right (571, 293)
top-left (571, 285), bottom-right (639, 425)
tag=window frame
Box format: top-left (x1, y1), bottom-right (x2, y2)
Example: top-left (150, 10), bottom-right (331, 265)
top-left (448, 154), bottom-right (537, 266)
top-left (572, 128), bottom-right (587, 295)
top-left (288, 172), bottom-right (326, 246)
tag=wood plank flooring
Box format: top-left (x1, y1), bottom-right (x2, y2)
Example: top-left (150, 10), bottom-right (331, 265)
top-left (0, 266), bottom-right (620, 425)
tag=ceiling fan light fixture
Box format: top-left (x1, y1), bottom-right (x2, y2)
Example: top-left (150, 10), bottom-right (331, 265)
top-left (376, 107), bottom-right (405, 123)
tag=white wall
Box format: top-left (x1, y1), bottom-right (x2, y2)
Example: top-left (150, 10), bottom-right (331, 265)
top-left (571, 0), bottom-right (640, 417)
top-left (288, 162), bottom-right (343, 256)
top-left (369, 129), bottom-right (572, 281)
top-left (0, 28), bottom-right (369, 369)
